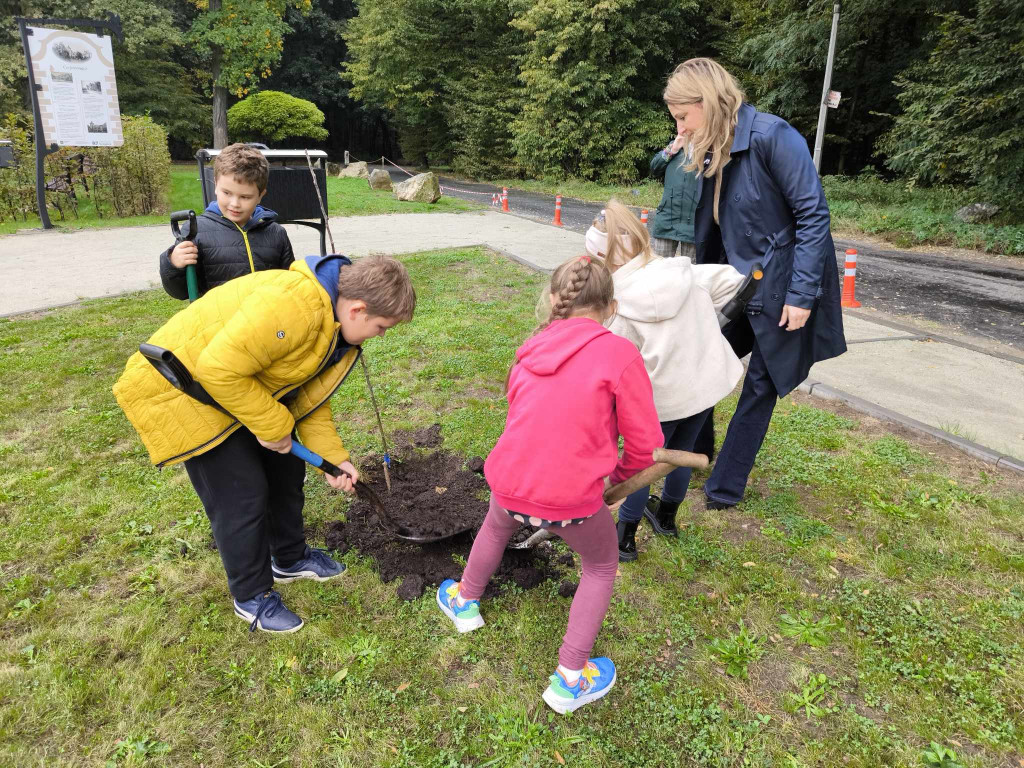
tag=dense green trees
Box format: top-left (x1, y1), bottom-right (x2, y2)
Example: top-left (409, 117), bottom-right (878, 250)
top-left (342, 0), bottom-right (1023, 198)
top-left (3, 0), bottom-right (1022, 200)
top-left (879, 0), bottom-right (1024, 202)
top-left (344, 0), bottom-right (716, 181)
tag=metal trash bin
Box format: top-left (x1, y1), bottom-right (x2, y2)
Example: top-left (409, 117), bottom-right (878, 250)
top-left (195, 148), bottom-right (330, 256)
top-left (0, 140), bottom-right (13, 169)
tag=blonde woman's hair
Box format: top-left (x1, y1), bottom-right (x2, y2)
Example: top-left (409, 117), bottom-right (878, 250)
top-left (589, 199), bottom-right (654, 270)
top-left (663, 58), bottom-right (745, 224)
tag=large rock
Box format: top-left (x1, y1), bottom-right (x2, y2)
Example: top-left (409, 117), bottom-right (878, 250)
top-left (955, 202), bottom-right (1000, 223)
top-left (368, 168), bottom-right (393, 191)
top-left (338, 161), bottom-right (369, 179)
top-left (393, 172), bottom-right (441, 203)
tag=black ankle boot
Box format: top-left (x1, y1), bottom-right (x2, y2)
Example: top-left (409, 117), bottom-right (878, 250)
top-left (616, 519), bottom-right (640, 562)
top-left (643, 494), bottom-right (680, 537)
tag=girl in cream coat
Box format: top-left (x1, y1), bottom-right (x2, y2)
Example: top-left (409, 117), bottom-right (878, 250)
top-left (586, 201), bottom-right (745, 562)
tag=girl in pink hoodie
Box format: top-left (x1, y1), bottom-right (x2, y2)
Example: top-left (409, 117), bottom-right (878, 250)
top-left (436, 254), bottom-right (663, 714)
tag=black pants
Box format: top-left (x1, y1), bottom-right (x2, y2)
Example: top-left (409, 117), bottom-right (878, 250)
top-left (696, 315), bottom-right (780, 506)
top-left (184, 428), bottom-right (307, 601)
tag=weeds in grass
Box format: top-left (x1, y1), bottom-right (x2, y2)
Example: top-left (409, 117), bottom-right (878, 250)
top-left (778, 610), bottom-right (839, 648)
top-left (920, 742), bottom-right (965, 768)
top-left (785, 673), bottom-right (834, 718)
top-left (105, 736), bottom-right (170, 767)
top-left (709, 620), bottom-right (765, 679)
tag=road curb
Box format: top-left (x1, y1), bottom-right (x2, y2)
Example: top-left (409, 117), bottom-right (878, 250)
top-left (797, 379), bottom-right (1023, 474)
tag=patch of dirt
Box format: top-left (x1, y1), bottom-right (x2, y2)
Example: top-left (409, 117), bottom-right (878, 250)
top-left (324, 426), bottom-right (563, 601)
top-left (558, 580), bottom-right (578, 598)
top-left (391, 422), bottom-right (443, 450)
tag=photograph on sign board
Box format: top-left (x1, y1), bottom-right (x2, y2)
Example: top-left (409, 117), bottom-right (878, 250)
top-left (81, 81), bottom-right (102, 94)
top-left (52, 41), bottom-right (91, 62)
top-left (49, 70), bottom-right (72, 83)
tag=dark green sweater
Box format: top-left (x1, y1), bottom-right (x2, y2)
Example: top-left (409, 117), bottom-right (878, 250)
top-left (649, 148), bottom-right (701, 244)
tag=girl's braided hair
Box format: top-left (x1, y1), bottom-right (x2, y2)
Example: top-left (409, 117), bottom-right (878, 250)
top-left (508, 255), bottom-right (614, 392)
top-left (536, 254), bottom-right (614, 333)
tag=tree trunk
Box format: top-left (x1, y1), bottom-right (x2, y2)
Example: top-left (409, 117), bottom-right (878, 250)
top-left (209, 0), bottom-right (228, 148)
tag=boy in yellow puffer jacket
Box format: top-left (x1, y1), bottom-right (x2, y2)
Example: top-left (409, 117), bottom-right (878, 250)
top-left (114, 254), bottom-right (415, 633)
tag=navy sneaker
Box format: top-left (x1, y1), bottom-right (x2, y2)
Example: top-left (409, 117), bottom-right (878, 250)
top-left (233, 590), bottom-right (304, 633)
top-left (542, 657), bottom-right (617, 714)
top-left (272, 546), bottom-right (346, 583)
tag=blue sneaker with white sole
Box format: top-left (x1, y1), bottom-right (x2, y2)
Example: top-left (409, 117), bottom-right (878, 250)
top-left (233, 590), bottom-right (304, 633)
top-left (542, 657), bottom-right (617, 714)
top-left (436, 578), bottom-right (485, 633)
top-left (272, 546), bottom-right (345, 583)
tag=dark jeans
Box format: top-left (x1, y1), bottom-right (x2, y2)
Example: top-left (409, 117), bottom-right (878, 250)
top-left (699, 316), bottom-right (780, 506)
top-left (184, 427), bottom-right (307, 601)
top-left (618, 408), bottom-right (714, 523)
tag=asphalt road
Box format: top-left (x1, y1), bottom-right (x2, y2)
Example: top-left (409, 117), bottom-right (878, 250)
top-left (388, 169), bottom-right (1024, 349)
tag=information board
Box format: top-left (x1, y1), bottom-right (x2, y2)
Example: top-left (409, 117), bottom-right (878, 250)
top-left (26, 26), bottom-right (122, 147)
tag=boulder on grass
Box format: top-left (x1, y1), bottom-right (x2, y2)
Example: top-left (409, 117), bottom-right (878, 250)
top-left (954, 202), bottom-right (1000, 223)
top-left (368, 168), bottom-right (393, 191)
top-left (338, 161), bottom-right (369, 179)
top-left (393, 172), bottom-right (441, 203)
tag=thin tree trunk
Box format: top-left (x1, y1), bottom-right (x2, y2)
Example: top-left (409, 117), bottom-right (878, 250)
top-left (210, 0), bottom-right (229, 148)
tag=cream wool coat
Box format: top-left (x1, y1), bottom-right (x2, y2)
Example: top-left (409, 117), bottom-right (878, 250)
top-left (607, 254), bottom-right (746, 421)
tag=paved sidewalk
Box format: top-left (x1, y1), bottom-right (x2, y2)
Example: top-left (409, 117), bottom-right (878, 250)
top-left (2, 210), bottom-right (1021, 463)
top-left (0, 211), bottom-right (577, 316)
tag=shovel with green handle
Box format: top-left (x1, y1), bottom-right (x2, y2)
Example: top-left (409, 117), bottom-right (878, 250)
top-left (507, 448), bottom-right (709, 549)
top-left (169, 209), bottom-right (199, 302)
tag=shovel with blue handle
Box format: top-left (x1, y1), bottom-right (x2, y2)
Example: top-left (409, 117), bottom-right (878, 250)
top-left (136, 344), bottom-right (445, 541)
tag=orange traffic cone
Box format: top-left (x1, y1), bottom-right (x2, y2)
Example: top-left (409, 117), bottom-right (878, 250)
top-left (640, 209), bottom-right (649, 225)
top-left (491, 193), bottom-right (498, 207)
top-left (841, 248), bottom-right (861, 308)
top-left (552, 194), bottom-right (563, 226)
top-left (501, 187), bottom-right (509, 213)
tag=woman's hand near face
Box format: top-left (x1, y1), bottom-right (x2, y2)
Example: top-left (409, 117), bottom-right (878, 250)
top-left (779, 305), bottom-right (811, 331)
top-left (668, 134), bottom-right (688, 156)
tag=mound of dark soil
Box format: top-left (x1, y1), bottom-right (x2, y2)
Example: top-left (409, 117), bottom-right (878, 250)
top-left (324, 428), bottom-right (570, 600)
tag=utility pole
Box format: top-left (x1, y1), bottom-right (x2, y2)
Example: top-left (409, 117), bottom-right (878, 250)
top-left (812, 1), bottom-right (841, 173)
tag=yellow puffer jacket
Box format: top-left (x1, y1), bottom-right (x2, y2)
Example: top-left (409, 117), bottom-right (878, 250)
top-left (113, 259), bottom-right (358, 468)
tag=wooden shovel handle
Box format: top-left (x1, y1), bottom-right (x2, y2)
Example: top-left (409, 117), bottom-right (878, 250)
top-left (603, 449), bottom-right (709, 506)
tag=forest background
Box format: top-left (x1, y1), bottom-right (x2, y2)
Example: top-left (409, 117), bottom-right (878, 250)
top-left (1, 0), bottom-right (1021, 219)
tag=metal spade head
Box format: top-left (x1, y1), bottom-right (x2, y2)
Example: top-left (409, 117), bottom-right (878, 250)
top-left (354, 480), bottom-right (473, 544)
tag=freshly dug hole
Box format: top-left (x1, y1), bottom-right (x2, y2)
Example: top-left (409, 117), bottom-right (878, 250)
top-left (324, 428), bottom-right (569, 600)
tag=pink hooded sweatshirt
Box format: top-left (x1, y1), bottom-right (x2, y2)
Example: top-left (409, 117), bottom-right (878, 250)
top-left (485, 317), bottom-right (663, 521)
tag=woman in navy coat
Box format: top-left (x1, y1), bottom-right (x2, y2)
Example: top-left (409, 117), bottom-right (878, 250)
top-left (663, 58), bottom-right (846, 509)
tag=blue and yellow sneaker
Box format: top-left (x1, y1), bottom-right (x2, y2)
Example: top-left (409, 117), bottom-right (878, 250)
top-left (436, 578), bottom-right (484, 634)
top-left (542, 657), bottom-right (617, 714)
top-left (272, 546), bottom-right (345, 583)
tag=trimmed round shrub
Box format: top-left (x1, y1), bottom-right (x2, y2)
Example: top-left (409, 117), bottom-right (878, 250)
top-left (227, 91), bottom-right (329, 144)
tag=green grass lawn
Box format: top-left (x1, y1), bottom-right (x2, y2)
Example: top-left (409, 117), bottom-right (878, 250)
top-left (1, 247), bottom-right (1022, 767)
top-left (458, 173), bottom-right (1024, 256)
top-left (0, 165), bottom-right (478, 235)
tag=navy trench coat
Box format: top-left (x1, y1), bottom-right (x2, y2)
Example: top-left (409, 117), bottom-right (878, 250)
top-left (694, 103), bottom-right (846, 396)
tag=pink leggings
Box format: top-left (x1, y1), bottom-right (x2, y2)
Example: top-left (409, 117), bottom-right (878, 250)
top-left (460, 495), bottom-right (619, 669)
